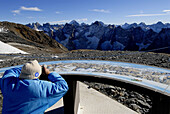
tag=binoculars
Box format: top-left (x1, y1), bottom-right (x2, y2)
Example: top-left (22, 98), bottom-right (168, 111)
top-left (39, 65), bottom-right (49, 81)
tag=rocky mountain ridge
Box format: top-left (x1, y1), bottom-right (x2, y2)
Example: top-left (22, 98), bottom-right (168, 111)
top-left (26, 21), bottom-right (170, 53)
top-left (121, 21), bottom-right (170, 33)
top-left (0, 21), bottom-right (68, 53)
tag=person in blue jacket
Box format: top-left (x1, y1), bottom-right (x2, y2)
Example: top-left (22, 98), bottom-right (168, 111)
top-left (0, 60), bottom-right (68, 114)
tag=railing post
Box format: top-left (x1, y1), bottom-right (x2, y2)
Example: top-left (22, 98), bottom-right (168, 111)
top-left (63, 76), bottom-right (80, 114)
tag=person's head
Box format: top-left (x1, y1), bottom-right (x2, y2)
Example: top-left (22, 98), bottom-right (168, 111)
top-left (19, 60), bottom-right (42, 79)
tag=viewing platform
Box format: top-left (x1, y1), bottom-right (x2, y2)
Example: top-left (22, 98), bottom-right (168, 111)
top-left (45, 81), bottom-right (137, 114)
top-left (0, 60), bottom-right (170, 114)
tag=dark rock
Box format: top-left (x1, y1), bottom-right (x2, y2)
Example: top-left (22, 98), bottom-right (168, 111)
top-left (130, 94), bottom-right (135, 98)
top-left (137, 99), bottom-right (151, 108)
top-left (108, 86), bottom-right (116, 90)
top-left (143, 108), bottom-right (150, 113)
top-left (117, 96), bottom-right (125, 102)
top-left (121, 88), bottom-right (126, 91)
top-left (94, 84), bottom-right (100, 90)
top-left (129, 104), bottom-right (140, 111)
top-left (126, 98), bottom-right (136, 104)
top-left (116, 87), bottom-right (121, 91)
top-left (134, 92), bottom-right (145, 100)
top-left (110, 89), bottom-right (116, 94)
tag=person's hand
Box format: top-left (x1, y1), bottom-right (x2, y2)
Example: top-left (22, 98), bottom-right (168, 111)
top-left (43, 66), bottom-right (50, 75)
top-left (39, 65), bottom-right (50, 81)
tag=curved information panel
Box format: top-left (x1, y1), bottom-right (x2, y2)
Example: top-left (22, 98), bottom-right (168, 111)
top-left (0, 60), bottom-right (170, 96)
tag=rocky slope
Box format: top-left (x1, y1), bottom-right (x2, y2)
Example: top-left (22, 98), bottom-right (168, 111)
top-left (26, 21), bottom-right (170, 53)
top-left (0, 21), bottom-right (68, 53)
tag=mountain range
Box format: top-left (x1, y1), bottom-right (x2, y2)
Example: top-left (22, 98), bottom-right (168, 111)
top-left (121, 21), bottom-right (170, 33)
top-left (26, 21), bottom-right (170, 53)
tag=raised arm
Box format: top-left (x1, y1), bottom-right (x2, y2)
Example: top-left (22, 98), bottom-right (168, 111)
top-left (0, 78), bottom-right (1, 89)
top-left (2, 67), bottom-right (22, 79)
top-left (39, 71), bottom-right (68, 108)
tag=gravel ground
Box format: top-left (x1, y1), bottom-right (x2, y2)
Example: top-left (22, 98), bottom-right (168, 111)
top-left (0, 50), bottom-right (169, 69)
top-left (0, 50), bottom-right (169, 114)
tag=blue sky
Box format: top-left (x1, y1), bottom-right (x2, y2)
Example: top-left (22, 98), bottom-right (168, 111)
top-left (0, 0), bottom-right (170, 25)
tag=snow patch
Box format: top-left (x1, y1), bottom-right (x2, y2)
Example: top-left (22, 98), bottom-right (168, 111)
top-left (0, 41), bottom-right (28, 54)
top-left (52, 55), bottom-right (59, 58)
top-left (7, 43), bottom-right (35, 48)
top-left (35, 28), bottom-right (43, 31)
top-left (0, 27), bottom-right (8, 33)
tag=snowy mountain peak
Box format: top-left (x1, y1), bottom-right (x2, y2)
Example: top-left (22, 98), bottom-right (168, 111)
top-left (81, 22), bottom-right (88, 26)
top-left (69, 20), bottom-right (79, 26)
top-left (34, 22), bottom-right (41, 27)
top-left (92, 21), bottom-right (104, 26)
top-left (43, 23), bottom-right (51, 27)
top-left (121, 21), bottom-right (169, 32)
top-left (139, 22), bottom-right (146, 26)
top-left (122, 23), bottom-right (130, 29)
top-left (108, 24), bottom-right (116, 29)
top-left (156, 21), bottom-right (164, 25)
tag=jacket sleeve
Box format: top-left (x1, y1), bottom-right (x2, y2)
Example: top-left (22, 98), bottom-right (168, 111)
top-left (2, 67), bottom-right (22, 79)
top-left (48, 72), bottom-right (69, 95)
top-left (0, 78), bottom-right (1, 89)
top-left (39, 72), bottom-right (68, 107)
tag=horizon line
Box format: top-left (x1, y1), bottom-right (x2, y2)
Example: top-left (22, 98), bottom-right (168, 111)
top-left (0, 20), bottom-right (168, 26)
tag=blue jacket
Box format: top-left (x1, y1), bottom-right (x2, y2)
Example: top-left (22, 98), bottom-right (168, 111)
top-left (0, 67), bottom-right (68, 114)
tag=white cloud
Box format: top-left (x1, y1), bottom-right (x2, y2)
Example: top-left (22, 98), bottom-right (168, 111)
top-left (12, 10), bottom-right (20, 14)
top-left (51, 19), bottom-right (70, 24)
top-left (140, 10), bottom-right (144, 14)
top-left (27, 16), bottom-right (35, 19)
top-left (49, 18), bottom-right (88, 24)
top-left (90, 9), bottom-right (111, 13)
top-left (126, 13), bottom-right (167, 17)
top-left (20, 6), bottom-right (42, 11)
top-left (12, 6), bottom-right (42, 15)
top-left (56, 11), bottom-right (61, 14)
top-left (76, 18), bottom-right (88, 22)
top-left (163, 10), bottom-right (170, 13)
top-left (127, 10), bottom-right (170, 17)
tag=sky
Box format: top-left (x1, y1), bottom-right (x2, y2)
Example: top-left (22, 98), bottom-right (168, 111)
top-left (0, 0), bottom-right (170, 25)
